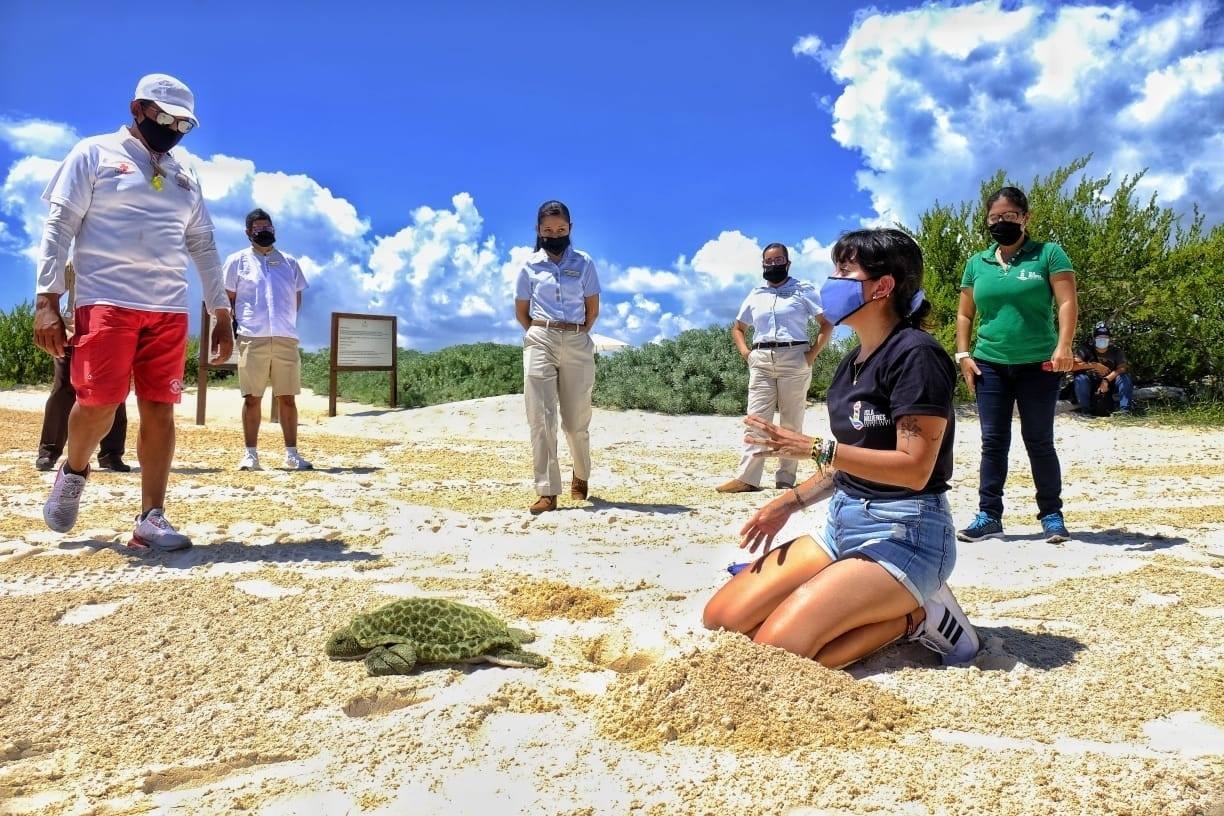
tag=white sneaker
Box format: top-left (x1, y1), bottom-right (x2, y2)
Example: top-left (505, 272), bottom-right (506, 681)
top-left (238, 451), bottom-right (262, 471)
top-left (912, 583), bottom-right (980, 665)
top-left (43, 465), bottom-right (89, 533)
top-left (284, 451), bottom-right (313, 471)
top-left (130, 509), bottom-right (192, 552)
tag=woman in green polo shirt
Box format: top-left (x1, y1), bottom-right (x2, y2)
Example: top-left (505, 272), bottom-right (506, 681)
top-left (954, 186), bottom-right (1078, 544)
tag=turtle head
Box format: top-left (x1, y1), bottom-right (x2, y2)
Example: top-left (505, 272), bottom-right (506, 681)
top-left (325, 626), bottom-right (369, 660)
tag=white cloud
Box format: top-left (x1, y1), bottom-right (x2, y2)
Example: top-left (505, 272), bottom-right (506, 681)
top-left (0, 122), bottom-right (837, 351)
top-left (0, 119), bottom-right (78, 157)
top-left (602, 264), bottom-right (684, 293)
top-left (799, 0), bottom-right (1224, 227)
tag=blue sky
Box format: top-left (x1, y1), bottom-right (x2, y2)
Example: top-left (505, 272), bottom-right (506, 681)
top-left (1, 0), bottom-right (1220, 350)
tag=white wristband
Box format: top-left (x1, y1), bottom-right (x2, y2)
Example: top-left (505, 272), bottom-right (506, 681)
top-left (954, 351), bottom-right (972, 362)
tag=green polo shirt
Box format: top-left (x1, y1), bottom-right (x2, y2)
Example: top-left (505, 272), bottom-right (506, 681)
top-left (960, 239), bottom-right (1074, 365)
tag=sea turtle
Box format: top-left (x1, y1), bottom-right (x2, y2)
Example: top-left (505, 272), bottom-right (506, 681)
top-left (324, 597), bottom-right (548, 676)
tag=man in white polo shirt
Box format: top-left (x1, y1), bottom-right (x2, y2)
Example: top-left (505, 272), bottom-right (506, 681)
top-left (32, 72), bottom-right (233, 552)
top-left (223, 208), bottom-right (312, 471)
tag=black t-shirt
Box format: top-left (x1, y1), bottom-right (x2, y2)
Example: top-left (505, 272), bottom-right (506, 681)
top-left (1076, 343), bottom-right (1127, 373)
top-left (828, 325), bottom-right (957, 499)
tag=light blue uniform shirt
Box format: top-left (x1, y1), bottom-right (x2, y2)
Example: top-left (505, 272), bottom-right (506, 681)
top-left (515, 246), bottom-right (601, 323)
top-left (735, 277), bottom-right (824, 343)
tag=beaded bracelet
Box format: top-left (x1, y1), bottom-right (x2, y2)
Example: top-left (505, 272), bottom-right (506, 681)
top-left (809, 437), bottom-right (837, 469)
top-left (791, 487), bottom-right (804, 509)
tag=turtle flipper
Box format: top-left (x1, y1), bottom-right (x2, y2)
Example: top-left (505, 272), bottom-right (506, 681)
top-left (507, 627), bottom-right (536, 644)
top-left (482, 647), bottom-right (548, 669)
top-left (365, 643), bottom-right (418, 676)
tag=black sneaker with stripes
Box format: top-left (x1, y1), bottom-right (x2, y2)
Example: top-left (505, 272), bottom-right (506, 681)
top-left (911, 583), bottom-right (980, 665)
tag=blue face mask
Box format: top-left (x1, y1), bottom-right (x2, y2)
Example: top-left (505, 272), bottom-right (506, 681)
top-left (819, 277), bottom-right (871, 325)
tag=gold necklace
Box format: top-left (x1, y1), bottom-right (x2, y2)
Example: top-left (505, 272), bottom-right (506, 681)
top-left (148, 149), bottom-right (166, 191)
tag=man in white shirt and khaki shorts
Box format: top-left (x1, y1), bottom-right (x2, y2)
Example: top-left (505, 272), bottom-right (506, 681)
top-left (223, 208), bottom-right (312, 471)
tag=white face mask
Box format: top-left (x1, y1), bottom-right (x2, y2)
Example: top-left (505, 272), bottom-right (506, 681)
top-left (1094, 338), bottom-right (1110, 350)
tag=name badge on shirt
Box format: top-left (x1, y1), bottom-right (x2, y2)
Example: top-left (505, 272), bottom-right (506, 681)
top-left (562, 268), bottom-right (581, 277)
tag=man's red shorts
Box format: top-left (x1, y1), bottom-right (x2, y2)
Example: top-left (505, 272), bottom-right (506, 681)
top-left (71, 305), bottom-right (188, 406)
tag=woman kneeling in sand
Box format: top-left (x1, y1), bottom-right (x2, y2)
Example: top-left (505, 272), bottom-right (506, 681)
top-left (704, 228), bottom-right (979, 668)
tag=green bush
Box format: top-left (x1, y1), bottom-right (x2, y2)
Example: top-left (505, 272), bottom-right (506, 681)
top-left (593, 324), bottom-right (852, 416)
top-left (0, 302), bottom-right (54, 387)
top-left (182, 335), bottom-right (237, 385)
top-left (300, 342), bottom-right (523, 408)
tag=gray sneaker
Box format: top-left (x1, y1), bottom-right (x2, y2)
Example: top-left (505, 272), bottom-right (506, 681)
top-left (130, 509), bottom-right (192, 552)
top-left (43, 465), bottom-right (89, 533)
top-left (284, 451), bottom-right (313, 471)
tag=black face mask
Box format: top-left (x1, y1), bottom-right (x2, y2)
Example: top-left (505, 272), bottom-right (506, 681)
top-left (763, 265), bottom-right (789, 284)
top-left (540, 235), bottom-right (570, 255)
top-left (136, 116), bottom-right (184, 153)
top-left (251, 230), bottom-right (276, 247)
top-left (988, 220), bottom-right (1024, 246)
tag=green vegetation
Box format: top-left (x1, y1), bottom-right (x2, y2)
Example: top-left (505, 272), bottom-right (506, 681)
top-left (300, 342), bottom-right (523, 409)
top-left (2, 158), bottom-right (1219, 423)
top-left (914, 156), bottom-right (1224, 408)
top-left (0, 302), bottom-right (53, 387)
top-left (594, 325), bottom-right (852, 415)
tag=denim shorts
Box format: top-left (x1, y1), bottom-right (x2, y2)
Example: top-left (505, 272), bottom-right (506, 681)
top-left (817, 489), bottom-right (956, 604)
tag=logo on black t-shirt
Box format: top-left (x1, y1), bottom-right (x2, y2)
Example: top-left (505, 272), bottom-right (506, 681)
top-left (848, 400), bottom-right (892, 431)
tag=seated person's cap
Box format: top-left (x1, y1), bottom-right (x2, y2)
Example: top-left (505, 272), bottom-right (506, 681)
top-left (1093, 322), bottom-right (1110, 336)
top-left (133, 73), bottom-right (198, 126)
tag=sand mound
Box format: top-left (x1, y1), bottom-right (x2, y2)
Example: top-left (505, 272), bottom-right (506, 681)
top-left (500, 577), bottom-right (619, 620)
top-left (594, 630), bottom-right (914, 753)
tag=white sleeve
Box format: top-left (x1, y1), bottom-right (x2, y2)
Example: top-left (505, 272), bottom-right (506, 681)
top-left (34, 203), bottom-right (83, 295)
top-left (222, 252), bottom-right (239, 293)
top-left (292, 257), bottom-right (308, 291)
top-left (186, 231), bottom-right (230, 314)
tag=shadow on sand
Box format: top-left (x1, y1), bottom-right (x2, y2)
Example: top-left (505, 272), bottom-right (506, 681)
top-left (850, 625), bottom-right (1086, 678)
top-left (580, 496), bottom-right (693, 515)
top-left (98, 536), bottom-right (382, 568)
top-left (1068, 528), bottom-right (1188, 551)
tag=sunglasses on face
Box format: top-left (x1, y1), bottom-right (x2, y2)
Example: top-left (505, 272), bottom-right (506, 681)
top-left (143, 104), bottom-right (195, 133)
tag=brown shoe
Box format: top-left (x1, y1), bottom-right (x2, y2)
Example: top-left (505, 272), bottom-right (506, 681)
top-left (716, 479), bottom-right (761, 493)
top-left (570, 476), bottom-right (588, 500)
top-left (530, 495), bottom-right (557, 515)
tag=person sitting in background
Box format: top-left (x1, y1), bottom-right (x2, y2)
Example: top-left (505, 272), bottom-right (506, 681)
top-left (1073, 322), bottom-right (1133, 416)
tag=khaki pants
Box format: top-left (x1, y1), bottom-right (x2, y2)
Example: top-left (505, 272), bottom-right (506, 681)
top-left (736, 346), bottom-right (812, 487)
top-left (523, 326), bottom-right (595, 496)
top-left (238, 336), bottom-right (301, 397)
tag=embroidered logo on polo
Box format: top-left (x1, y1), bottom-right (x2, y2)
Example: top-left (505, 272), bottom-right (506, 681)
top-left (848, 400), bottom-right (891, 431)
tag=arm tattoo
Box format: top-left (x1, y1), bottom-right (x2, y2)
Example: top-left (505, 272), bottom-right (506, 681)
top-left (896, 415), bottom-right (928, 451)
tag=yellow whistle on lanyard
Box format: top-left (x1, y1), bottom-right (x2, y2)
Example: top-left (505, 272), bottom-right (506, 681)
top-left (151, 174), bottom-right (165, 191)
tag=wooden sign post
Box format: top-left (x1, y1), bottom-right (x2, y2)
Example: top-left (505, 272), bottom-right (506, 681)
top-left (194, 302), bottom-right (241, 426)
top-left (329, 312), bottom-right (398, 417)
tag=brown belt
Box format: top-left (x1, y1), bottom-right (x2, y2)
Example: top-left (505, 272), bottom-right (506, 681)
top-left (753, 340), bottom-right (809, 349)
top-left (531, 320), bottom-right (583, 332)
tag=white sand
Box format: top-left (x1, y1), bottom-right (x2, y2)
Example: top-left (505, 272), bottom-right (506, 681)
top-left (0, 384), bottom-right (1221, 816)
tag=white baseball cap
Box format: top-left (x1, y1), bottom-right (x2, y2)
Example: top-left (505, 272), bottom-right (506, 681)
top-left (133, 73), bottom-right (198, 126)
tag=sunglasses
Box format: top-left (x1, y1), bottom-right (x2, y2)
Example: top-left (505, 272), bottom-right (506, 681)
top-left (143, 104), bottom-right (195, 134)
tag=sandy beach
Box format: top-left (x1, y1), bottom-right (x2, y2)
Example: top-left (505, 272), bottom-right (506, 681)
top-left (1, 384), bottom-right (1221, 816)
